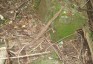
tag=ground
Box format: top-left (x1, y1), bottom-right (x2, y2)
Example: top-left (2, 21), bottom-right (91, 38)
top-left (0, 0), bottom-right (91, 64)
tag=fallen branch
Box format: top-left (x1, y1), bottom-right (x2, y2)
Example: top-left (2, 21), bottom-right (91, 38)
top-left (45, 38), bottom-right (63, 60)
top-left (0, 51), bottom-right (50, 60)
top-left (5, 39), bottom-right (11, 64)
top-left (35, 7), bottom-right (62, 40)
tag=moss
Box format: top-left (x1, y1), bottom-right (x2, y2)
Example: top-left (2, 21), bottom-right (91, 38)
top-left (33, 0), bottom-right (41, 10)
top-left (33, 0), bottom-right (87, 42)
top-left (50, 12), bottom-right (86, 41)
top-left (42, 0), bottom-right (86, 42)
top-left (89, 31), bottom-right (93, 40)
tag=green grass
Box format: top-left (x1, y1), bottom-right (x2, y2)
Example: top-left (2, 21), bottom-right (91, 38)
top-left (50, 13), bottom-right (86, 41)
top-left (34, 0), bottom-right (87, 42)
top-left (44, 0), bottom-right (86, 42)
top-left (32, 59), bottom-right (62, 64)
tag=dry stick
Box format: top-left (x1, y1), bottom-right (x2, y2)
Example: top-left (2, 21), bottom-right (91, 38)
top-left (17, 40), bottom-right (22, 64)
top-left (52, 44), bottom-right (63, 60)
top-left (78, 33), bottom-right (84, 64)
top-left (4, 39), bottom-right (11, 64)
top-left (45, 38), bottom-right (63, 60)
top-left (0, 51), bottom-right (50, 60)
top-left (35, 7), bottom-right (62, 40)
top-left (18, 7), bottom-right (62, 53)
top-left (17, 54), bottom-right (21, 64)
top-left (70, 42), bottom-right (79, 54)
top-left (29, 38), bottom-right (44, 52)
top-left (26, 51), bottom-right (30, 64)
top-left (45, 44), bottom-right (53, 51)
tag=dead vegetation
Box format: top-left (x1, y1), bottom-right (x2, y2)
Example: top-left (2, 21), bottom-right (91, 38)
top-left (0, 15), bottom-right (52, 64)
top-left (0, 2), bottom-right (62, 63)
top-left (0, 0), bottom-right (93, 64)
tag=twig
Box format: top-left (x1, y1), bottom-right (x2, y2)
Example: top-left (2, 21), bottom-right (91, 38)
top-left (76, 29), bottom-right (84, 64)
top-left (26, 51), bottom-right (30, 64)
top-left (45, 38), bottom-right (63, 60)
top-left (17, 54), bottom-right (21, 64)
top-left (4, 39), bottom-right (11, 64)
top-left (70, 41), bottom-right (79, 53)
top-left (0, 51), bottom-right (50, 60)
top-left (45, 44), bottom-right (53, 51)
top-left (81, 0), bottom-right (89, 8)
top-left (29, 38), bottom-right (44, 52)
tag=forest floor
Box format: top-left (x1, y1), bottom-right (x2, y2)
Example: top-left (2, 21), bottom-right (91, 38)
top-left (0, 0), bottom-right (90, 64)
top-left (0, 13), bottom-right (84, 64)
